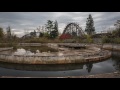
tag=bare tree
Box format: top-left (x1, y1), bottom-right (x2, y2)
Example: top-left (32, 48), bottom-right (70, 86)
top-left (24, 29), bottom-right (29, 35)
top-left (37, 26), bottom-right (41, 33)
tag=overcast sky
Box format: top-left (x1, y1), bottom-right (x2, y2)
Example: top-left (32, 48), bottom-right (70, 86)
top-left (0, 12), bottom-right (120, 37)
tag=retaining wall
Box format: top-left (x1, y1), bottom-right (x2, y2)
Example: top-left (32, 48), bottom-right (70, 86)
top-left (0, 44), bottom-right (112, 64)
top-left (103, 44), bottom-right (120, 51)
top-left (0, 50), bottom-right (111, 64)
top-left (0, 47), bottom-right (13, 51)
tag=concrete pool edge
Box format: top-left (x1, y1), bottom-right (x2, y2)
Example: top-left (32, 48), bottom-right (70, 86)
top-left (0, 50), bottom-right (111, 64)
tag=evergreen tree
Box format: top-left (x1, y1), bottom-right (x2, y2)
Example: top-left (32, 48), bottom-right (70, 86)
top-left (50, 20), bottom-right (59, 39)
top-left (0, 27), bottom-right (4, 38)
top-left (85, 14), bottom-right (95, 35)
top-left (45, 20), bottom-right (54, 39)
top-left (45, 20), bottom-right (59, 39)
top-left (45, 20), bottom-right (54, 34)
top-left (54, 20), bottom-right (59, 37)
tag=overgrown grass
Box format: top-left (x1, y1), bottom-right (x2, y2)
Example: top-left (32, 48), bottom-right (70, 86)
top-left (102, 36), bottom-right (120, 44)
top-left (0, 43), bottom-right (18, 49)
top-left (22, 38), bottom-right (63, 43)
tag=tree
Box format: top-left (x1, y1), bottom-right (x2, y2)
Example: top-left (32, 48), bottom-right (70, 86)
top-left (45, 20), bottom-right (54, 35)
top-left (49, 20), bottom-right (59, 39)
top-left (85, 14), bottom-right (95, 35)
top-left (113, 20), bottom-right (120, 37)
top-left (6, 26), bottom-right (12, 39)
top-left (30, 30), bottom-right (36, 38)
top-left (39, 32), bottom-right (44, 37)
top-left (114, 20), bottom-right (120, 29)
top-left (54, 20), bottom-right (59, 38)
top-left (86, 34), bottom-right (93, 43)
top-left (44, 20), bottom-right (59, 39)
top-left (0, 27), bottom-right (4, 38)
top-left (44, 32), bottom-right (50, 38)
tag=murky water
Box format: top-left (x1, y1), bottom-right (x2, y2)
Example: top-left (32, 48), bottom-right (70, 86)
top-left (0, 49), bottom-right (120, 77)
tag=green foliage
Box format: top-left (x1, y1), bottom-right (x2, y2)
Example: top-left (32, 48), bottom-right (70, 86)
top-left (39, 32), bottom-right (44, 37)
top-left (22, 37), bottom-right (62, 43)
top-left (30, 30), bottom-right (36, 37)
top-left (50, 30), bottom-right (57, 39)
top-left (45, 20), bottom-right (54, 33)
top-left (102, 20), bottom-right (120, 44)
top-left (101, 20), bottom-right (120, 44)
top-left (85, 14), bottom-right (95, 35)
top-left (44, 32), bottom-right (50, 38)
top-left (102, 36), bottom-right (111, 43)
top-left (112, 30), bottom-right (118, 37)
top-left (86, 35), bottom-right (93, 43)
top-left (0, 43), bottom-right (17, 48)
top-left (53, 20), bottom-right (59, 38)
top-left (45, 20), bottom-right (59, 39)
top-left (113, 38), bottom-right (120, 44)
top-left (102, 36), bottom-right (120, 44)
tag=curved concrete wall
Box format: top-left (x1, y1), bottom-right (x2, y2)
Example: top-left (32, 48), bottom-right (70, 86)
top-left (0, 50), bottom-right (111, 64)
top-left (0, 44), bottom-right (112, 64)
top-left (0, 47), bottom-right (13, 51)
top-left (103, 44), bottom-right (120, 51)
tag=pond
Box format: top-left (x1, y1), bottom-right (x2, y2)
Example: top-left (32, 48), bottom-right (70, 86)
top-left (16, 46), bottom-right (58, 53)
top-left (0, 50), bottom-right (120, 77)
top-left (0, 46), bottom-right (58, 56)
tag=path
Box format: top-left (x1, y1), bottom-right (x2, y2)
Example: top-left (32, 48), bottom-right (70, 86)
top-left (0, 72), bottom-right (120, 78)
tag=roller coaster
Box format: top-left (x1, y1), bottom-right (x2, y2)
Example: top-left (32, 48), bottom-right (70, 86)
top-left (62, 23), bottom-right (85, 38)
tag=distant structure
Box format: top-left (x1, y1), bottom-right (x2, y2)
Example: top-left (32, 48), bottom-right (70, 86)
top-left (92, 33), bottom-right (113, 38)
top-left (22, 31), bottom-right (40, 39)
top-left (60, 23), bottom-right (85, 40)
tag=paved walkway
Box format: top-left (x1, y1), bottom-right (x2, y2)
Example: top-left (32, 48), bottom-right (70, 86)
top-left (0, 72), bottom-right (120, 78)
top-left (69, 72), bottom-right (120, 78)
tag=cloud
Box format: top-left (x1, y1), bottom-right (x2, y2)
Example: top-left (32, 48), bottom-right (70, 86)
top-left (0, 12), bottom-right (120, 37)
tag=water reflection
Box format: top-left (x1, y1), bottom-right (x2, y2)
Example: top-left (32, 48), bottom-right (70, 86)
top-left (86, 63), bottom-right (93, 73)
top-left (4, 46), bottom-right (59, 56)
top-left (112, 51), bottom-right (120, 71)
top-left (0, 51), bottom-right (120, 77)
top-left (19, 46), bottom-right (58, 53)
top-left (0, 62), bottom-right (84, 71)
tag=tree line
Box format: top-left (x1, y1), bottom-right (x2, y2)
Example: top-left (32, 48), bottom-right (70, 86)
top-left (0, 15), bottom-right (95, 42)
top-left (25, 20), bottom-right (59, 39)
top-left (0, 26), bottom-right (18, 42)
top-left (1, 14), bottom-right (120, 43)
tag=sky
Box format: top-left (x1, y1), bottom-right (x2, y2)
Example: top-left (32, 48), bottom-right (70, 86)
top-left (0, 12), bottom-right (120, 37)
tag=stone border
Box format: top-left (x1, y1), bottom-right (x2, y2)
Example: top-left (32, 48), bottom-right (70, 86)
top-left (0, 50), bottom-right (111, 64)
top-left (0, 44), bottom-right (112, 64)
top-left (0, 47), bottom-right (13, 51)
top-left (102, 44), bottom-right (120, 51)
